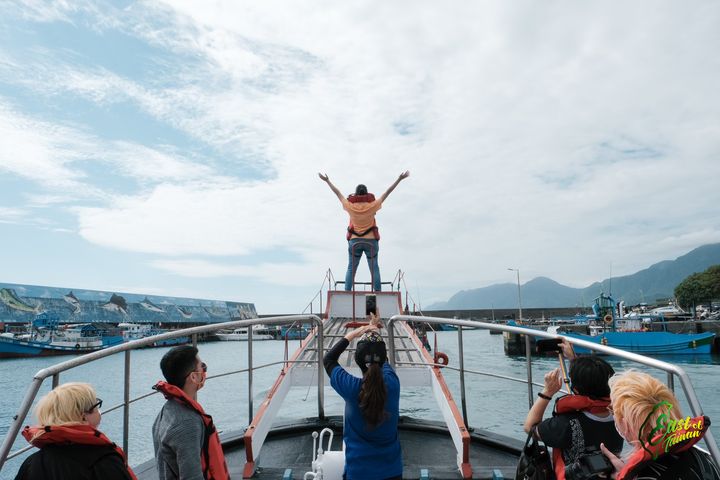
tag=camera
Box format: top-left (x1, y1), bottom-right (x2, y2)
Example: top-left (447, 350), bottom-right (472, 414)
top-left (536, 338), bottom-right (562, 354)
top-left (564, 448), bottom-right (613, 480)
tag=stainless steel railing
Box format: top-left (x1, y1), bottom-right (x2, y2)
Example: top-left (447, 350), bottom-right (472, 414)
top-left (387, 314), bottom-right (720, 467)
top-left (0, 315), bottom-right (323, 471)
top-left (2, 313), bottom-right (718, 474)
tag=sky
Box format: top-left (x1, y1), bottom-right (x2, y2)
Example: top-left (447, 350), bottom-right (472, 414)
top-left (1, 1), bottom-right (719, 314)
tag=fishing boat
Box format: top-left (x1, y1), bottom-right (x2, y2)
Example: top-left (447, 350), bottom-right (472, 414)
top-left (216, 324), bottom-right (276, 341)
top-left (2, 285), bottom-right (718, 480)
top-left (118, 323), bottom-right (190, 347)
top-left (0, 313), bottom-right (123, 359)
top-left (558, 294), bottom-right (715, 355)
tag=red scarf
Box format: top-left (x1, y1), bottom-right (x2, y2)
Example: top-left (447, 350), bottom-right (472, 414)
top-left (347, 193), bottom-right (375, 203)
top-left (554, 394), bottom-right (611, 416)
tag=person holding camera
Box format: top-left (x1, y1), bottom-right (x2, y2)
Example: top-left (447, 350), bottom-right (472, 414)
top-left (523, 340), bottom-right (623, 479)
top-left (318, 171), bottom-right (410, 292)
top-left (600, 370), bottom-right (720, 480)
top-left (323, 323), bottom-right (402, 480)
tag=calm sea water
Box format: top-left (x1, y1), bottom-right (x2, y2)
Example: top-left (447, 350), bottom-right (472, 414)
top-left (1, 330), bottom-right (718, 479)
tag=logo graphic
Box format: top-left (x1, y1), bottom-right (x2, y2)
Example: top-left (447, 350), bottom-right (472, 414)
top-left (640, 401), bottom-right (704, 460)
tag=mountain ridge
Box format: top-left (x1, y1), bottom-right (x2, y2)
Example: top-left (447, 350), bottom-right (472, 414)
top-left (427, 243), bottom-right (720, 310)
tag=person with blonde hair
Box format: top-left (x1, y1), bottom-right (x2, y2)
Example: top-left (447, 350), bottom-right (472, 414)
top-left (600, 370), bottom-right (719, 480)
top-left (15, 382), bottom-right (135, 480)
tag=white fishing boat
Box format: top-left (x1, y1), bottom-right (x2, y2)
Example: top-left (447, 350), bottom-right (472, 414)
top-left (216, 324), bottom-right (276, 341)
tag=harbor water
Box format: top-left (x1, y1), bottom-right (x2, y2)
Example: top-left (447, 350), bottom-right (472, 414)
top-left (1, 329), bottom-right (719, 479)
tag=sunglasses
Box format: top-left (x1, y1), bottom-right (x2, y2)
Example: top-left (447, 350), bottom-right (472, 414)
top-left (86, 398), bottom-right (103, 413)
top-left (185, 362), bottom-right (208, 378)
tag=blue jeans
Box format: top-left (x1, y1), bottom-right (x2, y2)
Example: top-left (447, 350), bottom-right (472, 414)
top-left (345, 239), bottom-right (381, 291)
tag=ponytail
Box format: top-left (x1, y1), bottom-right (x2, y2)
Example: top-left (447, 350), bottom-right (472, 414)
top-left (358, 363), bottom-right (387, 428)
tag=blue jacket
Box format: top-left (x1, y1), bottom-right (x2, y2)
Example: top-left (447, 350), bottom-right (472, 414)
top-left (330, 362), bottom-right (402, 480)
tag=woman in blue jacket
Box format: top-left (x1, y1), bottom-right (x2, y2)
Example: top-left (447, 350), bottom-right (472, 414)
top-left (323, 323), bottom-right (402, 480)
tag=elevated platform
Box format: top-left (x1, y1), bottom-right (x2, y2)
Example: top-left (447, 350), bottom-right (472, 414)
top-left (324, 290), bottom-right (403, 320)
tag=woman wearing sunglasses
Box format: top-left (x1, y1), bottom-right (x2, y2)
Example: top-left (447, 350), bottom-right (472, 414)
top-left (15, 382), bottom-right (135, 480)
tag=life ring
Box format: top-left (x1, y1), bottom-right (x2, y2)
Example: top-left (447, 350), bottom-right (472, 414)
top-left (74, 343), bottom-right (80, 349)
top-left (603, 315), bottom-right (613, 325)
top-left (434, 352), bottom-right (449, 368)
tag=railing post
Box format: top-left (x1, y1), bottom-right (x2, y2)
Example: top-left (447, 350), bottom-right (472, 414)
top-left (52, 373), bottom-right (60, 389)
top-left (388, 319), bottom-right (396, 368)
top-left (192, 333), bottom-right (197, 348)
top-left (317, 317), bottom-right (325, 419)
top-left (248, 326), bottom-right (253, 425)
top-left (525, 334), bottom-right (533, 410)
top-left (0, 379), bottom-right (43, 470)
top-left (123, 350), bottom-right (131, 457)
top-left (667, 371), bottom-right (675, 393)
top-left (458, 326), bottom-right (468, 429)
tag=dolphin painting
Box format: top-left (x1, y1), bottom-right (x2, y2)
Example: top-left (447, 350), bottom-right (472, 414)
top-left (203, 305), bottom-right (230, 318)
top-left (175, 305), bottom-right (193, 319)
top-left (101, 294), bottom-right (128, 315)
top-left (63, 291), bottom-right (81, 315)
top-left (0, 288), bottom-right (41, 313)
top-left (140, 297), bottom-right (165, 313)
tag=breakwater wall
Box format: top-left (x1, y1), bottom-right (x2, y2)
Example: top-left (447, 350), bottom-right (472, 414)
top-left (424, 307), bottom-right (582, 320)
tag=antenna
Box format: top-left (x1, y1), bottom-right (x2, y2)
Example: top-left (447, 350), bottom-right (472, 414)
top-left (609, 262), bottom-right (613, 297)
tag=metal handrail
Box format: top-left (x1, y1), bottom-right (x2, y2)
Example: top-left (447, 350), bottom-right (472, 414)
top-left (0, 315), bottom-right (323, 471)
top-left (387, 314), bottom-right (720, 467)
top-left (394, 360), bottom-right (549, 389)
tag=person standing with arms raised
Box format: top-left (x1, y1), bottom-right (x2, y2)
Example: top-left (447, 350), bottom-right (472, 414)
top-left (319, 171), bottom-right (410, 291)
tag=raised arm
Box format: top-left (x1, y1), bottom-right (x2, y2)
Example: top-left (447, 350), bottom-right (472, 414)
top-left (523, 368), bottom-right (562, 434)
top-left (318, 173), bottom-right (344, 202)
top-left (379, 170), bottom-right (410, 203)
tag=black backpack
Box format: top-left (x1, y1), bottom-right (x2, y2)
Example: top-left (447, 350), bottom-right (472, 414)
top-left (516, 426), bottom-right (556, 480)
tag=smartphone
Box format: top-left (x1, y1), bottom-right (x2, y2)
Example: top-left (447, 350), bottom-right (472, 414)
top-left (365, 294), bottom-right (377, 317)
top-left (536, 338), bottom-right (562, 353)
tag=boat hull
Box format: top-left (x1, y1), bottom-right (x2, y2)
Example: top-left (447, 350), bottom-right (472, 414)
top-left (216, 333), bottom-right (274, 341)
top-left (563, 331), bottom-right (715, 355)
top-left (0, 336), bottom-right (123, 359)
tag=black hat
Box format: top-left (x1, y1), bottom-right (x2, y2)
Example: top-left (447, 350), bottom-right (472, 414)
top-left (354, 332), bottom-right (387, 373)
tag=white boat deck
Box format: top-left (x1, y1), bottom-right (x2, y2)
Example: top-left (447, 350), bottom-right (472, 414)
top-left (242, 290), bottom-right (472, 478)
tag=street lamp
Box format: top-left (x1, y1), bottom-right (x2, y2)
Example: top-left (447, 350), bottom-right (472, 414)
top-left (508, 268), bottom-right (523, 323)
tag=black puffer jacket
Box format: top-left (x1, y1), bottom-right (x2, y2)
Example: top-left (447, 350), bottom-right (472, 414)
top-left (14, 444), bottom-right (133, 480)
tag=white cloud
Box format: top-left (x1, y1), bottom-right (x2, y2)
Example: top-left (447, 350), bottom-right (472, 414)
top-left (2, 1), bottom-right (720, 309)
top-left (150, 257), bottom-right (324, 287)
top-left (0, 207), bottom-right (28, 221)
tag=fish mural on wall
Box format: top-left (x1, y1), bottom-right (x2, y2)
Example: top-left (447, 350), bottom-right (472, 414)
top-left (0, 288), bottom-right (41, 313)
top-left (140, 297), bottom-right (165, 313)
top-left (63, 291), bottom-right (81, 315)
top-left (203, 305), bottom-right (230, 318)
top-left (1, 282), bottom-right (255, 326)
top-left (101, 294), bottom-right (128, 315)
